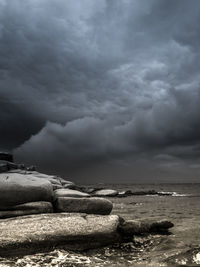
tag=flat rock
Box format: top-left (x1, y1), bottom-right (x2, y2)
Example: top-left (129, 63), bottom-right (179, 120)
top-left (54, 188), bottom-right (90, 198)
top-left (0, 213), bottom-right (121, 256)
top-left (93, 189), bottom-right (118, 197)
top-left (0, 201), bottom-right (53, 219)
top-left (55, 197), bottom-right (113, 215)
top-left (0, 173), bottom-right (53, 209)
top-left (28, 171), bottom-right (62, 185)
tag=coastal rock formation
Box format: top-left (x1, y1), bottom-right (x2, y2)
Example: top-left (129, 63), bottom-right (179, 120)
top-left (0, 212), bottom-right (174, 257)
top-left (0, 213), bottom-right (122, 256)
top-left (0, 153), bottom-right (175, 258)
top-left (93, 189), bottom-right (118, 197)
top-left (54, 188), bottom-right (90, 198)
top-left (0, 172), bottom-right (53, 209)
top-left (0, 202), bottom-right (53, 219)
top-left (55, 197), bottom-right (113, 215)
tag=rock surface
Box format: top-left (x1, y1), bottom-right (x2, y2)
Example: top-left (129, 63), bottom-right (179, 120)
top-left (54, 188), bottom-right (90, 199)
top-left (0, 173), bottom-right (53, 209)
top-left (0, 213), bottom-right (122, 256)
top-left (93, 189), bottom-right (118, 197)
top-left (119, 219), bottom-right (174, 236)
top-left (55, 197), bottom-right (113, 215)
top-left (0, 202), bottom-right (53, 219)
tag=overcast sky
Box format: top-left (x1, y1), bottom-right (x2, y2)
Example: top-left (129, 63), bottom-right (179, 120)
top-left (1, 0), bottom-right (200, 182)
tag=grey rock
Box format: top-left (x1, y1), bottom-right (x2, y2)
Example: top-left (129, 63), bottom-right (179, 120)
top-left (26, 166), bottom-right (36, 171)
top-left (58, 178), bottom-right (75, 186)
top-left (0, 213), bottom-right (121, 256)
top-left (81, 188), bottom-right (96, 194)
top-left (149, 220), bottom-right (174, 232)
top-left (93, 189), bottom-right (118, 197)
top-left (0, 202), bottom-right (53, 219)
top-left (63, 183), bottom-right (77, 189)
top-left (54, 189), bottom-right (90, 198)
top-left (0, 173), bottom-right (53, 209)
top-left (55, 197), bottom-right (113, 215)
top-left (119, 219), bottom-right (174, 236)
top-left (29, 172), bottom-right (62, 185)
top-left (131, 190), bottom-right (157, 196)
top-left (117, 190), bottom-right (133, 197)
top-left (52, 184), bottom-right (63, 190)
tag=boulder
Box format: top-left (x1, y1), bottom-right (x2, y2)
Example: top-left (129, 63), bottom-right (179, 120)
top-left (63, 183), bottom-right (77, 189)
top-left (54, 188), bottom-right (90, 199)
top-left (55, 197), bottom-right (113, 215)
top-left (117, 190), bottom-right (133, 197)
top-left (93, 189), bottom-right (118, 197)
top-left (149, 220), bottom-right (174, 232)
top-left (131, 190), bottom-right (157, 195)
top-left (26, 166), bottom-right (36, 171)
top-left (118, 219), bottom-right (174, 236)
top-left (0, 173), bottom-right (53, 209)
top-left (29, 172), bottom-right (62, 185)
top-left (0, 213), bottom-right (122, 256)
top-left (0, 202), bottom-right (53, 219)
top-left (58, 178), bottom-right (75, 186)
top-left (52, 184), bottom-right (63, 190)
top-left (81, 187), bottom-right (97, 194)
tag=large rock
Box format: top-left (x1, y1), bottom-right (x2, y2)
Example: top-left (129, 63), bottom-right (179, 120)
top-left (93, 189), bottom-right (118, 197)
top-left (7, 170), bottom-right (64, 190)
top-left (0, 173), bottom-right (53, 209)
top-left (54, 188), bottom-right (90, 198)
top-left (118, 219), bottom-right (174, 236)
top-left (0, 213), bottom-right (122, 256)
top-left (28, 171), bottom-right (63, 185)
top-left (0, 201), bottom-right (53, 219)
top-left (55, 197), bottom-right (113, 215)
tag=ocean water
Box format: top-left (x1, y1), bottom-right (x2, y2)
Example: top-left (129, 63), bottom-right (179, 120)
top-left (0, 183), bottom-right (200, 266)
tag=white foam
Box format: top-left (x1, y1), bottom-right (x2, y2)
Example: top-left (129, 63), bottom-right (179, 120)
top-left (193, 252), bottom-right (200, 264)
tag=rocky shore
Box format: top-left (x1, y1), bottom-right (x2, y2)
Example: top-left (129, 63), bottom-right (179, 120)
top-left (0, 152), bottom-right (174, 257)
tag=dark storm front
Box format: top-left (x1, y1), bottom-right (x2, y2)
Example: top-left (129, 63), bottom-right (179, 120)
top-left (0, 0), bottom-right (200, 266)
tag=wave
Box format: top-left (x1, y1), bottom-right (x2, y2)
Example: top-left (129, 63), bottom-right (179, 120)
top-left (157, 191), bottom-right (190, 197)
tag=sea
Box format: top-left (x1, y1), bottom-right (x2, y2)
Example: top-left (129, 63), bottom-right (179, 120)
top-left (0, 183), bottom-right (200, 266)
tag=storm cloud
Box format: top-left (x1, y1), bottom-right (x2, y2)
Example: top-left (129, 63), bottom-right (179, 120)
top-left (1, 0), bottom-right (200, 182)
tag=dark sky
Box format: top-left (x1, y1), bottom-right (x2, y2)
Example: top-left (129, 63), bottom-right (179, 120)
top-left (1, 0), bottom-right (200, 183)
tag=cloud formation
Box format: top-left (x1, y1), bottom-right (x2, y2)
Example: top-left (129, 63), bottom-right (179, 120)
top-left (1, 0), bottom-right (200, 181)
